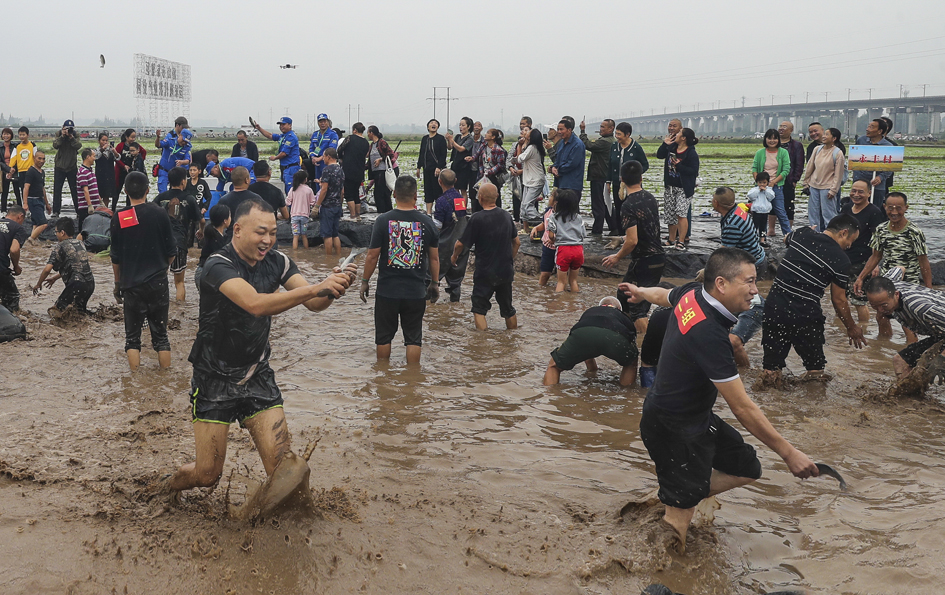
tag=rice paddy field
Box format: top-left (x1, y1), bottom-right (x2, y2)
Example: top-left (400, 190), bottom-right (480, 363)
top-left (29, 137), bottom-right (945, 217)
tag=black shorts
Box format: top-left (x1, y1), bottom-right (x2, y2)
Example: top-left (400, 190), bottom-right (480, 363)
top-left (899, 336), bottom-right (945, 368)
top-left (374, 296), bottom-right (426, 346)
top-left (170, 247), bottom-right (188, 274)
top-left (123, 276), bottom-right (170, 352)
top-left (540, 245), bottom-right (556, 274)
top-left (470, 279), bottom-right (516, 318)
top-left (618, 254), bottom-right (665, 321)
top-left (551, 327), bottom-right (638, 370)
top-left (344, 178), bottom-right (362, 205)
top-left (190, 367), bottom-right (284, 426)
top-left (640, 410), bottom-right (762, 510)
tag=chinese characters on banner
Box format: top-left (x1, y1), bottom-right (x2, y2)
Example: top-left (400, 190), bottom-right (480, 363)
top-left (133, 53), bottom-right (192, 102)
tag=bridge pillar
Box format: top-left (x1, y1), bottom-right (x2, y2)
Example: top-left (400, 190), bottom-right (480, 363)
top-left (907, 109), bottom-right (917, 135)
top-left (931, 112), bottom-right (941, 135)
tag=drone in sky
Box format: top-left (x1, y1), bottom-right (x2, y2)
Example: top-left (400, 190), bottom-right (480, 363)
top-left (279, 64), bottom-right (298, 69)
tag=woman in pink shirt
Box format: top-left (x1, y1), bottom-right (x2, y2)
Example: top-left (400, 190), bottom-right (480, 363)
top-left (285, 169), bottom-right (317, 249)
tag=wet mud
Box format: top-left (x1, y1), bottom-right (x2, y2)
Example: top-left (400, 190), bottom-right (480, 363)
top-left (3, 242), bottom-right (945, 594)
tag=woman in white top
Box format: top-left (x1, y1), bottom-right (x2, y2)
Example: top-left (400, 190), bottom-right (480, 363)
top-left (516, 129), bottom-right (547, 227)
top-left (802, 127), bottom-right (846, 232)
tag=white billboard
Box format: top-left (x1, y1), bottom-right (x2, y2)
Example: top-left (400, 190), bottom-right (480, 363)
top-left (133, 54), bottom-right (191, 101)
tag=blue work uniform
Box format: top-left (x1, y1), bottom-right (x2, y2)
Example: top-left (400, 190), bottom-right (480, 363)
top-left (271, 130), bottom-right (301, 192)
top-left (213, 157), bottom-right (257, 192)
top-left (308, 128), bottom-right (339, 180)
top-left (157, 133), bottom-right (193, 192)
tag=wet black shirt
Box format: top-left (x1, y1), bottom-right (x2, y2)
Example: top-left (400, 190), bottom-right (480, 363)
top-left (185, 178), bottom-right (213, 212)
top-left (459, 207), bottom-right (516, 285)
top-left (248, 181), bottom-right (287, 213)
top-left (840, 202), bottom-right (884, 266)
top-left (620, 189), bottom-right (664, 259)
top-left (0, 217), bottom-right (28, 270)
top-left (154, 188), bottom-right (200, 250)
top-left (369, 209), bottom-right (439, 300)
top-left (109, 202), bottom-right (177, 289)
top-left (643, 283), bottom-right (739, 437)
top-left (24, 167), bottom-right (44, 199)
top-left (190, 243), bottom-right (300, 380)
top-left (571, 306), bottom-right (637, 342)
top-left (338, 135), bottom-right (369, 181)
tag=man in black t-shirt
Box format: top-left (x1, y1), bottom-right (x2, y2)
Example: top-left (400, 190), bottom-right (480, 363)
top-left (337, 122), bottom-right (369, 220)
top-left (361, 175), bottom-right (439, 364)
top-left (621, 247), bottom-right (819, 553)
top-left (761, 214), bottom-right (866, 386)
top-left (22, 150), bottom-right (52, 241)
top-left (110, 171), bottom-right (177, 371)
top-left (602, 161), bottom-right (664, 334)
top-left (163, 198), bottom-right (355, 503)
top-left (219, 166), bottom-right (262, 240)
top-left (154, 166), bottom-right (202, 303)
top-left (839, 180), bottom-right (885, 324)
top-left (248, 161), bottom-right (289, 220)
top-left (452, 183), bottom-right (519, 330)
top-left (0, 206), bottom-right (29, 311)
top-left (544, 297), bottom-right (638, 386)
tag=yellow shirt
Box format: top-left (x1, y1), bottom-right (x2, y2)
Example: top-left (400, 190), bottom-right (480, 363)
top-left (10, 141), bottom-right (34, 173)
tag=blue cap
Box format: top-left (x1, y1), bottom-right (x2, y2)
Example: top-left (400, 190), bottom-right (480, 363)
top-left (62, 119), bottom-right (75, 128)
top-left (317, 113), bottom-right (329, 121)
top-left (180, 128), bottom-right (194, 141)
top-left (205, 161), bottom-right (217, 176)
top-left (277, 116), bottom-right (292, 125)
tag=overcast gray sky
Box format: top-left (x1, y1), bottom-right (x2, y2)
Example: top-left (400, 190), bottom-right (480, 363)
top-left (9, 0), bottom-right (945, 131)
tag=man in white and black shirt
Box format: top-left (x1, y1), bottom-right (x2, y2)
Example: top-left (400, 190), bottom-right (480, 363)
top-left (866, 267), bottom-right (945, 380)
top-left (621, 247), bottom-right (819, 553)
top-left (761, 214), bottom-right (866, 384)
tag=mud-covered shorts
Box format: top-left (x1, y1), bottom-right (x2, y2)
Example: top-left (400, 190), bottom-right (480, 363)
top-left (170, 247), bottom-right (188, 274)
top-left (190, 367), bottom-right (284, 426)
top-left (640, 410), bottom-right (762, 510)
top-left (551, 326), bottom-right (638, 370)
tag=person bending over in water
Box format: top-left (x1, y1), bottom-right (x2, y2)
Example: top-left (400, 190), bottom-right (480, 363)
top-left (621, 247), bottom-right (819, 553)
top-left (544, 296), bottom-right (638, 386)
top-left (162, 198), bottom-right (354, 503)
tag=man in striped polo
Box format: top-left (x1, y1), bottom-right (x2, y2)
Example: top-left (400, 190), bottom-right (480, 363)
top-left (865, 267), bottom-right (945, 381)
top-left (760, 213), bottom-right (866, 385)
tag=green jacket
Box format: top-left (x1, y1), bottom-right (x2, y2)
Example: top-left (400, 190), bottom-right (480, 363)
top-left (610, 139), bottom-right (649, 184)
top-left (52, 130), bottom-right (82, 172)
top-left (751, 147), bottom-right (790, 186)
top-left (579, 132), bottom-right (615, 181)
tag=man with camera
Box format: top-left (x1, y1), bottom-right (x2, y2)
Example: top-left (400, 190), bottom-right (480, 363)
top-left (52, 120), bottom-right (83, 217)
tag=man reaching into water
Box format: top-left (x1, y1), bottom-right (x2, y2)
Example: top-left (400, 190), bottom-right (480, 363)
top-left (620, 247), bottom-right (819, 552)
top-left (161, 198), bottom-right (355, 503)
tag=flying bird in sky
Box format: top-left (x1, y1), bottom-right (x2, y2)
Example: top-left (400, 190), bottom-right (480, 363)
top-left (100, 54), bottom-right (105, 68)
top-left (279, 64), bottom-right (297, 69)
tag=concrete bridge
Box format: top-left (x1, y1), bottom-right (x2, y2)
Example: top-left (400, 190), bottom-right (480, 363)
top-left (609, 96), bottom-right (945, 138)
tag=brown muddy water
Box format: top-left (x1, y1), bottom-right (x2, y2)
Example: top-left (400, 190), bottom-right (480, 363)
top-left (2, 243), bottom-right (945, 595)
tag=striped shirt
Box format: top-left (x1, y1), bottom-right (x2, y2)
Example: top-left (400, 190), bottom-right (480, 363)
top-left (884, 267), bottom-right (945, 338)
top-left (768, 226), bottom-right (850, 320)
top-left (76, 165), bottom-right (102, 210)
top-left (720, 206), bottom-right (765, 265)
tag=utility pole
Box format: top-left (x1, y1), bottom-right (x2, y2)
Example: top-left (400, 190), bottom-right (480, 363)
top-left (805, 91), bottom-right (809, 103)
top-left (426, 87), bottom-right (457, 127)
top-left (847, 88), bottom-right (852, 101)
top-left (868, 88), bottom-right (873, 100)
top-left (788, 94), bottom-right (794, 105)
top-left (771, 95), bottom-right (775, 105)
top-left (921, 84), bottom-right (929, 97)
top-left (823, 92), bottom-right (829, 102)
top-left (899, 84), bottom-right (904, 98)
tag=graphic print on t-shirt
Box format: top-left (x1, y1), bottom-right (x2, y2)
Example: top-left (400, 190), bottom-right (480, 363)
top-left (387, 220), bottom-right (423, 268)
top-left (674, 289), bottom-right (706, 334)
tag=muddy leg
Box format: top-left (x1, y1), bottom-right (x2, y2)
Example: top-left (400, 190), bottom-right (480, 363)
top-left (543, 357), bottom-right (561, 386)
top-left (662, 505), bottom-right (695, 553)
top-left (244, 407), bottom-right (291, 477)
top-left (169, 421), bottom-right (230, 491)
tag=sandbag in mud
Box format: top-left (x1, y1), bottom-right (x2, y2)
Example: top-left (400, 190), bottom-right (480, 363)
top-left (0, 305), bottom-right (25, 342)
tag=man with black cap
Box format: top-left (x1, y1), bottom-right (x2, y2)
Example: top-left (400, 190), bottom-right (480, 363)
top-left (253, 116), bottom-right (300, 193)
top-left (52, 119), bottom-right (82, 216)
top-left (309, 113), bottom-right (339, 181)
top-left (154, 116), bottom-right (193, 193)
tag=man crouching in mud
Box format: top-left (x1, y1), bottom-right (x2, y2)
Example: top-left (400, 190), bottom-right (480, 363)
top-left (620, 248), bottom-right (818, 552)
top-left (162, 198), bottom-right (354, 503)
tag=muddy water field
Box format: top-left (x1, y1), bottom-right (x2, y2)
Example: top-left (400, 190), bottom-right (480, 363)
top-left (3, 234), bottom-right (945, 595)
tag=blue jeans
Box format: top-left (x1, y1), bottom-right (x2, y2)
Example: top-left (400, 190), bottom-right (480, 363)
top-left (770, 185), bottom-right (791, 235)
top-left (808, 187), bottom-right (838, 232)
